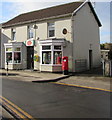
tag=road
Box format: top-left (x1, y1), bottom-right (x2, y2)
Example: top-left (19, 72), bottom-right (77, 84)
top-left (2, 77), bottom-right (111, 119)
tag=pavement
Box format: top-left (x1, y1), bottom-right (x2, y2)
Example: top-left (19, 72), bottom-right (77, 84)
top-left (0, 106), bottom-right (14, 119)
top-left (0, 68), bottom-right (111, 91)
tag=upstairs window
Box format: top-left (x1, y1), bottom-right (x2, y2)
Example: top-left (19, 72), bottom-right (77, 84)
top-left (28, 25), bottom-right (34, 39)
top-left (48, 23), bottom-right (55, 38)
top-left (11, 28), bottom-right (16, 40)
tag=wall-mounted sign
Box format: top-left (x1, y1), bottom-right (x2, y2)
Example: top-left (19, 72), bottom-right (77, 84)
top-left (24, 40), bottom-right (35, 46)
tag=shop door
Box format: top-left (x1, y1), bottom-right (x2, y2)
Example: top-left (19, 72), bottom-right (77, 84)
top-left (89, 50), bottom-right (92, 69)
top-left (27, 46), bottom-right (34, 69)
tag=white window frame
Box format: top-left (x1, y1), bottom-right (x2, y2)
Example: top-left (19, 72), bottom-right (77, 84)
top-left (40, 44), bottom-right (63, 66)
top-left (53, 45), bottom-right (62, 65)
top-left (27, 25), bottom-right (34, 39)
top-left (5, 47), bottom-right (13, 64)
top-left (5, 47), bottom-right (22, 64)
top-left (48, 22), bottom-right (55, 38)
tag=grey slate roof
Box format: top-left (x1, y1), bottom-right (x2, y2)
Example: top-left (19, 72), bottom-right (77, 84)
top-left (2, 2), bottom-right (101, 28)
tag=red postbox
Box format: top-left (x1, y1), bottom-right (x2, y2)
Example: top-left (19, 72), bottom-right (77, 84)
top-left (62, 56), bottom-right (68, 75)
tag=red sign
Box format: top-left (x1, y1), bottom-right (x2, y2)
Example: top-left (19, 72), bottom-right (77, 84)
top-left (26, 40), bottom-right (35, 46)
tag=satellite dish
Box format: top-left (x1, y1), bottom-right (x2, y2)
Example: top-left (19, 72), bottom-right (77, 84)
top-left (62, 28), bottom-right (67, 35)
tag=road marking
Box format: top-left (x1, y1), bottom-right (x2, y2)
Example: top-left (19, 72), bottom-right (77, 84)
top-left (0, 96), bottom-right (37, 120)
top-left (52, 82), bottom-right (112, 92)
top-left (1, 98), bottom-right (26, 119)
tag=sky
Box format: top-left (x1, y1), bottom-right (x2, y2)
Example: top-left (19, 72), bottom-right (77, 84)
top-left (0, 0), bottom-right (111, 44)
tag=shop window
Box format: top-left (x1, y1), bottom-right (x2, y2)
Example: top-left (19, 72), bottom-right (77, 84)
top-left (28, 25), bottom-right (34, 39)
top-left (41, 45), bottom-right (62, 65)
top-left (42, 51), bottom-right (51, 64)
top-left (54, 45), bottom-right (61, 50)
top-left (14, 52), bottom-right (21, 63)
top-left (6, 52), bottom-right (12, 63)
top-left (11, 28), bottom-right (16, 40)
top-left (48, 23), bottom-right (55, 37)
top-left (6, 48), bottom-right (12, 51)
top-left (53, 51), bottom-right (62, 64)
top-left (5, 47), bottom-right (21, 64)
top-left (14, 47), bottom-right (21, 63)
top-left (14, 47), bottom-right (21, 51)
top-left (42, 46), bottom-right (51, 50)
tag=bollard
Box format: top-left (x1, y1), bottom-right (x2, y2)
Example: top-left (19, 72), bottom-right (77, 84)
top-left (6, 61), bottom-right (8, 76)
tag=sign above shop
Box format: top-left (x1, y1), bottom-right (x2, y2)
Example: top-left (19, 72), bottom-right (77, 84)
top-left (24, 40), bottom-right (35, 46)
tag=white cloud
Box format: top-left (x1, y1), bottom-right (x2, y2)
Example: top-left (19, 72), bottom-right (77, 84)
top-left (2, 0), bottom-right (79, 2)
top-left (2, 0), bottom-right (112, 2)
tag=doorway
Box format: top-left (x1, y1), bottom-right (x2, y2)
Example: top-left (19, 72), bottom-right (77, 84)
top-left (27, 46), bottom-right (34, 69)
top-left (89, 50), bottom-right (92, 69)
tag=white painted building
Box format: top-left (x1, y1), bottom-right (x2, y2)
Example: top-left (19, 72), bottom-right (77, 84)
top-left (1, 1), bottom-right (101, 72)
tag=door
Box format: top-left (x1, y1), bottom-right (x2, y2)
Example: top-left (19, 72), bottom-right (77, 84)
top-left (27, 46), bottom-right (34, 69)
top-left (89, 50), bottom-right (92, 69)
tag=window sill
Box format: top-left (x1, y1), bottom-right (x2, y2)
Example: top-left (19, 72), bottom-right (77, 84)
top-left (5, 63), bottom-right (21, 65)
top-left (41, 64), bottom-right (62, 66)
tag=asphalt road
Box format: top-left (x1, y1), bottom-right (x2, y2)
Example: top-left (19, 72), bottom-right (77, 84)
top-left (2, 77), bottom-right (111, 119)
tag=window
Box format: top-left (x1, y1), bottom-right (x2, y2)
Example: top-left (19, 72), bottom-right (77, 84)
top-left (6, 53), bottom-right (12, 63)
top-left (41, 45), bottom-right (62, 65)
top-left (54, 46), bottom-right (62, 64)
top-left (54, 45), bottom-right (61, 50)
top-left (42, 46), bottom-right (51, 50)
top-left (42, 51), bottom-right (51, 64)
top-left (48, 23), bottom-right (55, 37)
top-left (53, 51), bottom-right (62, 64)
top-left (28, 25), bottom-right (34, 39)
top-left (14, 47), bottom-right (21, 63)
top-left (5, 47), bottom-right (21, 64)
top-left (11, 28), bottom-right (16, 40)
top-left (6, 48), bottom-right (12, 63)
top-left (42, 45), bottom-right (51, 64)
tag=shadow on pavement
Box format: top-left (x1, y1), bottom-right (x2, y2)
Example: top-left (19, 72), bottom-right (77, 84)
top-left (72, 66), bottom-right (103, 77)
top-left (0, 73), bottom-right (18, 76)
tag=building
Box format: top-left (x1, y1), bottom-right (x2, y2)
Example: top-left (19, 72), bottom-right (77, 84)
top-left (1, 1), bottom-right (101, 72)
top-left (0, 26), bottom-right (1, 68)
top-left (101, 43), bottom-right (112, 61)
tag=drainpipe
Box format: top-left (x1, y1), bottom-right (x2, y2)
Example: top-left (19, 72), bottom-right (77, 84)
top-left (71, 13), bottom-right (75, 73)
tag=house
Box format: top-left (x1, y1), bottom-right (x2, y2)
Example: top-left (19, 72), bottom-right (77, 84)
top-left (1, 1), bottom-right (102, 72)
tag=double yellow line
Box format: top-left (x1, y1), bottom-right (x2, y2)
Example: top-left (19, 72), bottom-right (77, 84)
top-left (0, 96), bottom-right (36, 120)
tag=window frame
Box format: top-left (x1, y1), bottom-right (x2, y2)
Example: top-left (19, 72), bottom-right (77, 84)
top-left (13, 47), bottom-right (21, 64)
top-left (48, 22), bottom-right (55, 38)
top-left (40, 44), bottom-right (63, 66)
top-left (27, 25), bottom-right (34, 39)
top-left (5, 47), bottom-right (22, 64)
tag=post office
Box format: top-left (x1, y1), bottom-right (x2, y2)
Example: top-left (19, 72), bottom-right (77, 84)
top-left (1, 1), bottom-right (102, 72)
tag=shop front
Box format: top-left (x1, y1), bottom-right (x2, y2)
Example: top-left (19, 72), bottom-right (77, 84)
top-left (4, 42), bottom-right (27, 70)
top-left (39, 38), bottom-right (65, 72)
top-left (4, 38), bottom-right (65, 72)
